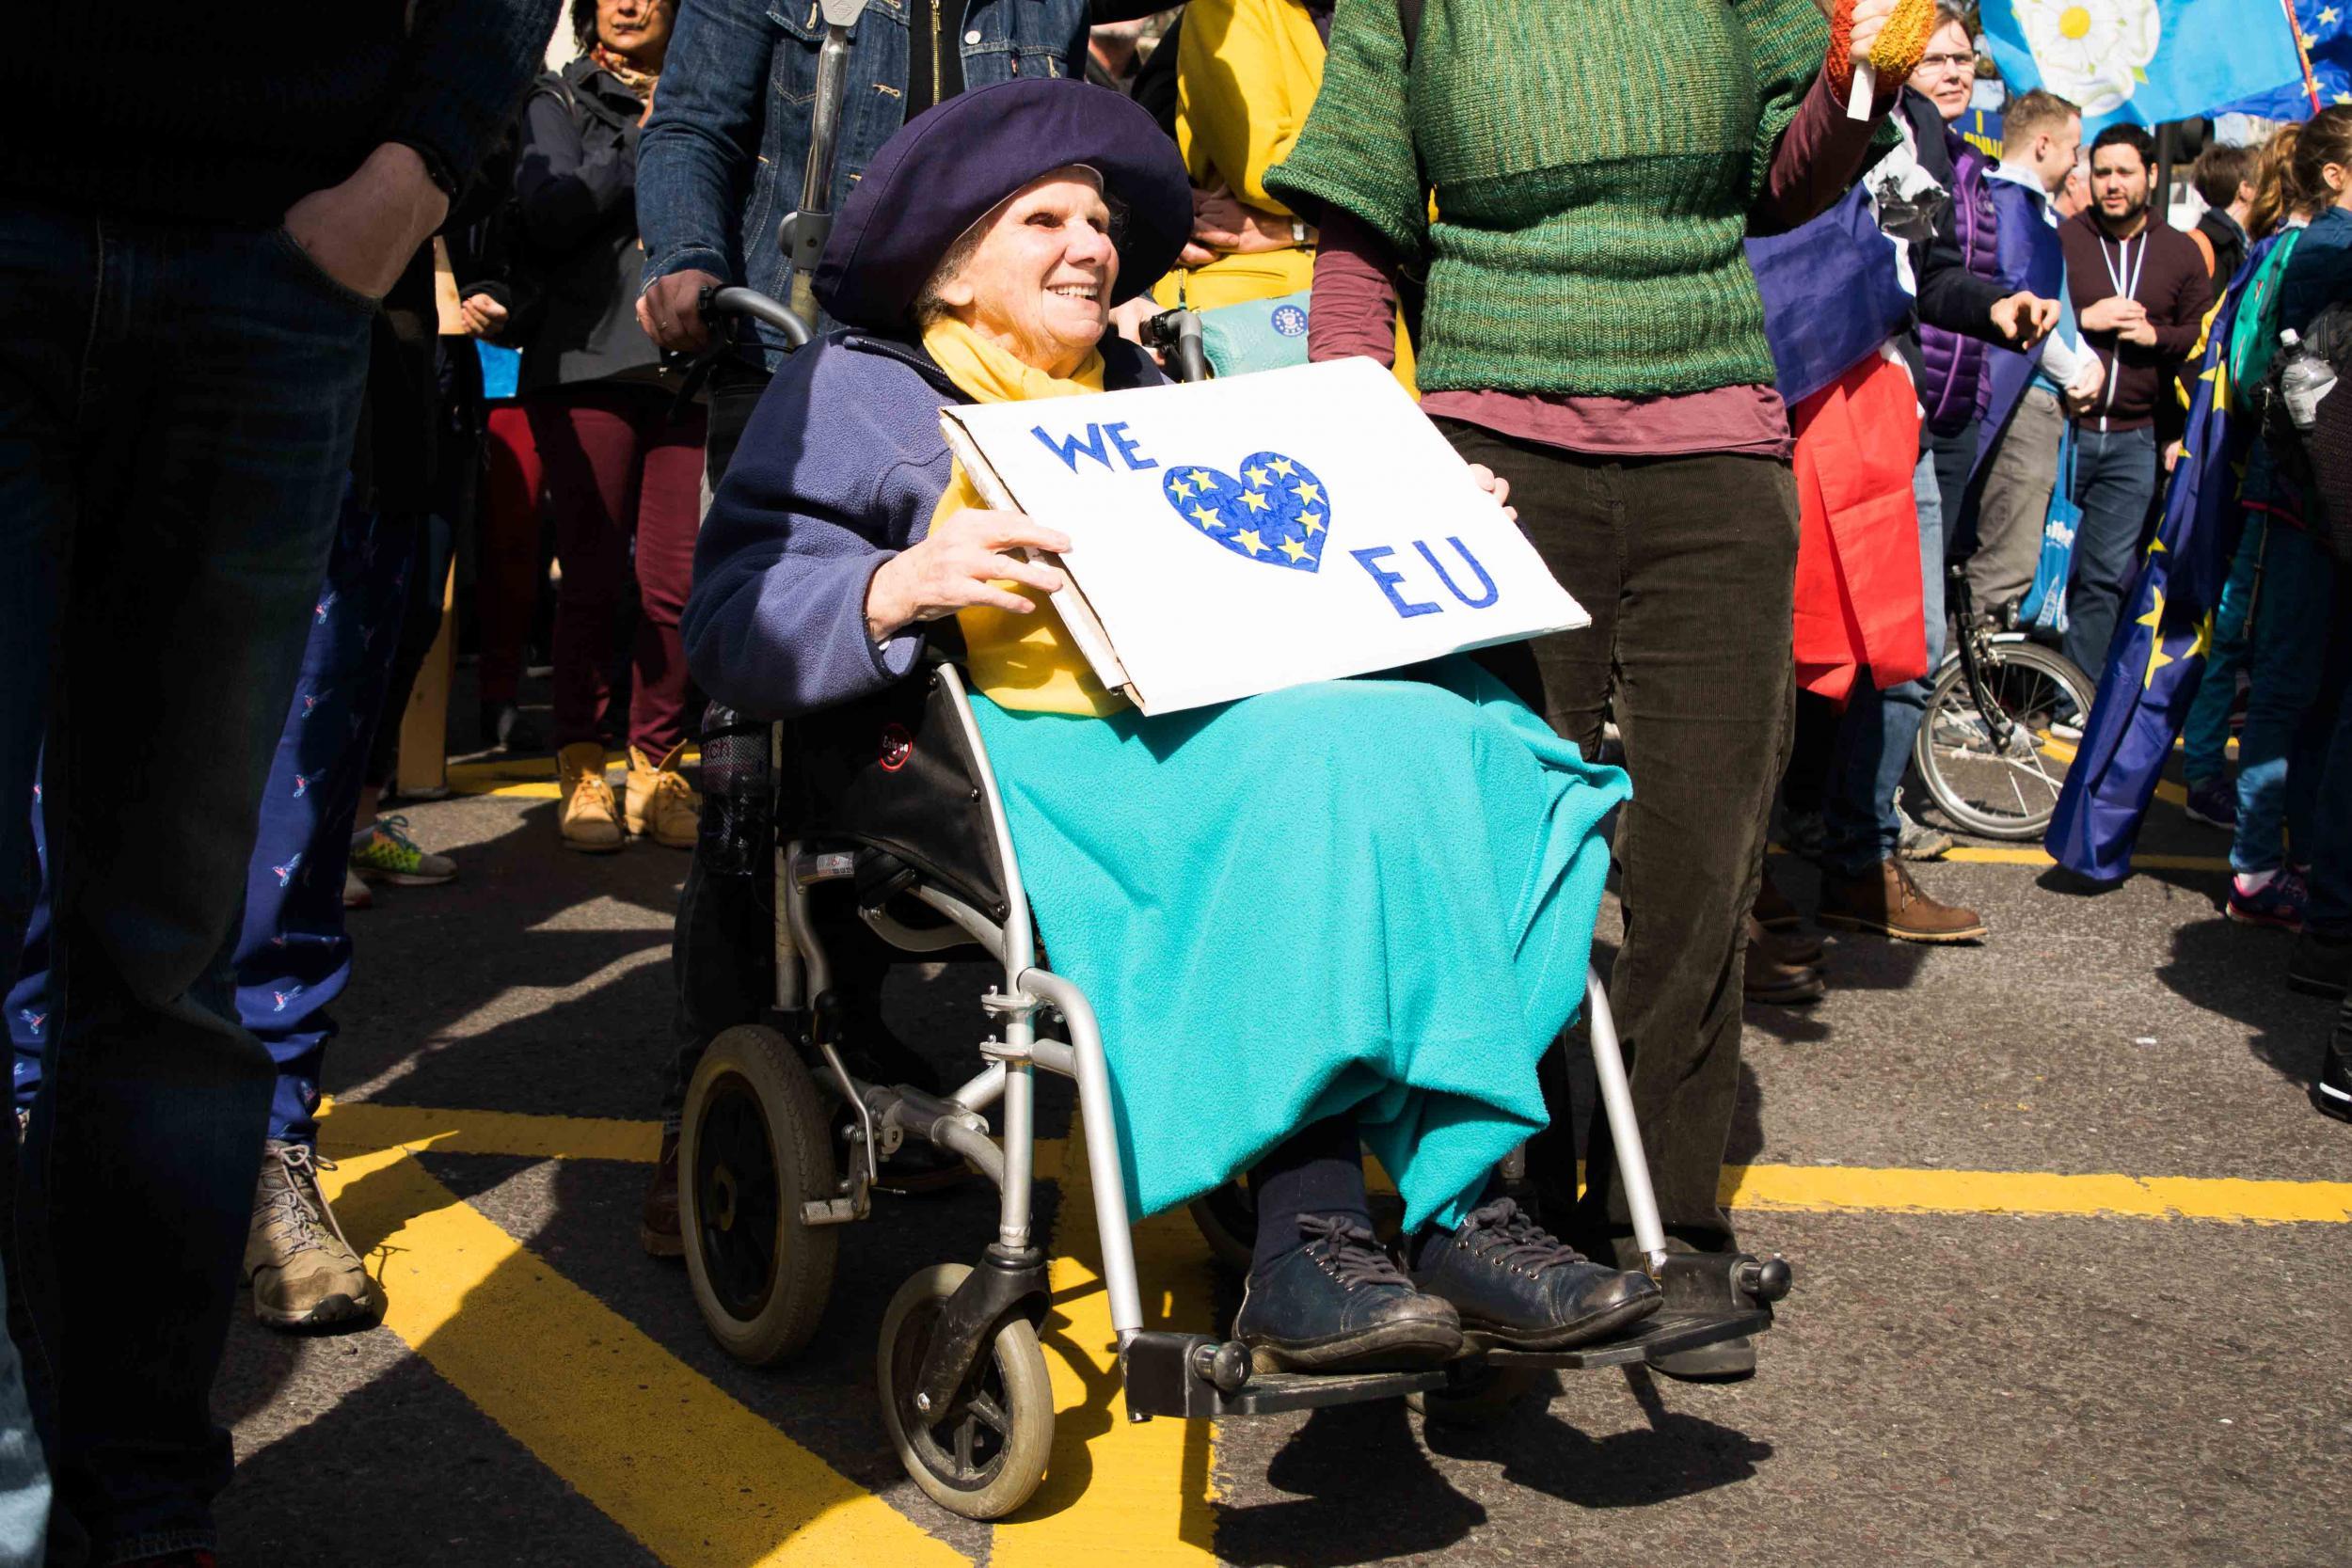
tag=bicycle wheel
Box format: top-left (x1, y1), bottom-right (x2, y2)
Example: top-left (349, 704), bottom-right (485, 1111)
top-left (1912, 640), bottom-right (2094, 840)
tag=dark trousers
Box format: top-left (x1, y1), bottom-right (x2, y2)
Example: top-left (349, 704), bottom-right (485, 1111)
top-left (525, 382), bottom-right (707, 758)
top-left (13, 492), bottom-right (418, 1148)
top-left (1439, 422), bottom-right (1799, 1253)
top-left (0, 201), bottom-right (372, 1560)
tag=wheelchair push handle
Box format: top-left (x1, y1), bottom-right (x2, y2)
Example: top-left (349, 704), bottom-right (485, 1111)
top-left (1142, 307), bottom-right (1210, 384)
top-left (699, 284), bottom-right (813, 349)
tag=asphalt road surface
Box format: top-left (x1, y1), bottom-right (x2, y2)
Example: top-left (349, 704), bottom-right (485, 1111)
top-left (212, 694), bottom-right (2350, 1568)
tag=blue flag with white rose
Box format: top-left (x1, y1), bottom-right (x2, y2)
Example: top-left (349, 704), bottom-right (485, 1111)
top-left (1979, 0), bottom-right (2306, 133)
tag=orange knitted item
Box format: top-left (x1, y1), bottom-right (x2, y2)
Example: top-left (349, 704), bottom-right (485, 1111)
top-left (1827, 0), bottom-right (1857, 99)
top-left (1868, 0), bottom-right (1939, 80)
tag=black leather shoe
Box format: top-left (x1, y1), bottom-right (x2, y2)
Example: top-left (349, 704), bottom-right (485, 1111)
top-left (1234, 1214), bottom-right (1463, 1373)
top-left (2287, 927), bottom-right (2352, 1000)
top-left (2315, 1002), bottom-right (2352, 1124)
top-left (1412, 1197), bottom-right (1662, 1352)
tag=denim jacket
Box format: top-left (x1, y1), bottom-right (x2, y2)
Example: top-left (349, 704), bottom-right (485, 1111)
top-left (638, 0), bottom-right (1093, 368)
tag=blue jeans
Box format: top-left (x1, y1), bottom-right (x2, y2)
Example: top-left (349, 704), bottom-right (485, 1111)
top-left (1822, 444), bottom-right (1949, 875)
top-left (11, 493), bottom-right (417, 1148)
top-left (2180, 510), bottom-right (2265, 784)
top-left (2233, 521), bottom-right (2343, 876)
top-left (2061, 424), bottom-right (2161, 677)
top-left (0, 201), bottom-right (371, 1562)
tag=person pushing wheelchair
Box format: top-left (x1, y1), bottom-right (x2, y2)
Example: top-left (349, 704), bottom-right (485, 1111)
top-left (686, 79), bottom-right (1661, 1371)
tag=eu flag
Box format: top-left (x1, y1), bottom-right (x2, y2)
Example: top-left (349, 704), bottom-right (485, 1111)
top-left (2043, 240), bottom-right (2279, 881)
top-left (2217, 0), bottom-right (2348, 118)
top-left (1979, 0), bottom-right (2306, 133)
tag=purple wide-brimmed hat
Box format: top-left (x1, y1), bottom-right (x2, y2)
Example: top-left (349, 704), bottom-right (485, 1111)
top-left (813, 77), bottom-right (1191, 333)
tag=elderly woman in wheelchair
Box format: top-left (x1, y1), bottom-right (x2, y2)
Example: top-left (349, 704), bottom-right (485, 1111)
top-left (677, 80), bottom-right (1780, 1517)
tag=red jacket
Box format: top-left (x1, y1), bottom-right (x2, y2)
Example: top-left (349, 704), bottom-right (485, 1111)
top-left (1791, 352), bottom-right (1928, 703)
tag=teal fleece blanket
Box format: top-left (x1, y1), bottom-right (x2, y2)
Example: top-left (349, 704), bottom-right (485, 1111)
top-left (972, 657), bottom-right (1629, 1233)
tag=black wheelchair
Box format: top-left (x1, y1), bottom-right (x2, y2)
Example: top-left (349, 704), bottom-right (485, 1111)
top-left (675, 287), bottom-right (1791, 1521)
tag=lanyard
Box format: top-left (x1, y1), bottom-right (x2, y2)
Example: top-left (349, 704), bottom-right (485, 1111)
top-left (2093, 230), bottom-right (2146, 432)
top-left (2100, 230), bottom-right (2147, 306)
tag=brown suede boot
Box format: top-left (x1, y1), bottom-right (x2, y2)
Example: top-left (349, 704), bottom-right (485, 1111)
top-left (641, 1132), bottom-right (682, 1257)
top-left (1819, 858), bottom-right (1987, 943)
top-left (557, 742), bottom-right (625, 853)
top-left (1741, 914), bottom-right (1826, 1005)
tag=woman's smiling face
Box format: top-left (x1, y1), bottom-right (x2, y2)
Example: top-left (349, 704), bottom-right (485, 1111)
top-left (932, 167), bottom-right (1120, 377)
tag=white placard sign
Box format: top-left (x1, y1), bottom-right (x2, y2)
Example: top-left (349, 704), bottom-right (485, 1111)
top-left (941, 356), bottom-right (1589, 716)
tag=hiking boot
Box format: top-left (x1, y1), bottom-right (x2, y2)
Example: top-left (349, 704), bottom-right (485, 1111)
top-left (2287, 927), bottom-right (2352, 999)
top-left (557, 742), bottom-right (625, 853)
top-left (626, 741), bottom-right (700, 848)
top-left (1894, 790), bottom-right (1953, 861)
top-left (1412, 1197), bottom-right (1661, 1352)
top-left (1819, 858), bottom-right (1987, 943)
top-left (246, 1139), bottom-right (383, 1330)
top-left (1743, 915), bottom-right (1827, 1005)
top-left (641, 1132), bottom-right (683, 1257)
top-left (2185, 778), bottom-right (2236, 831)
top-left (1234, 1213), bottom-right (1462, 1372)
top-left (350, 814), bottom-right (455, 886)
top-left (2228, 869), bottom-right (2308, 932)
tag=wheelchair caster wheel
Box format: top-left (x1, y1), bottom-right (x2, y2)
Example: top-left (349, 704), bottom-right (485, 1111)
top-left (679, 1025), bottom-right (838, 1365)
top-left (878, 1264), bottom-right (1055, 1521)
top-left (1408, 1366), bottom-right (1549, 1428)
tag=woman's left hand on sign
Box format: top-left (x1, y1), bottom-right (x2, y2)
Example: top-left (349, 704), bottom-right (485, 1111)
top-left (1469, 463), bottom-right (1517, 525)
top-left (866, 509), bottom-right (1074, 642)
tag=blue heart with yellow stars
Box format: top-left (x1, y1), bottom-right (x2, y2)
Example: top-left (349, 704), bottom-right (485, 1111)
top-left (1159, 451), bottom-right (1330, 572)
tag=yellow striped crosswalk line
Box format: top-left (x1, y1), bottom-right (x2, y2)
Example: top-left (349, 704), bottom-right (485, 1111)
top-left (319, 1143), bottom-right (969, 1568)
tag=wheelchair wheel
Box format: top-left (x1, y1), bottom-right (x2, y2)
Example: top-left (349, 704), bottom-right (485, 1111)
top-left (679, 1025), bottom-right (838, 1366)
top-left (1187, 1181), bottom-right (1257, 1275)
top-left (1409, 1366), bottom-right (1550, 1428)
top-left (877, 1263), bottom-right (1055, 1521)
top-left (1911, 640), bottom-right (2093, 841)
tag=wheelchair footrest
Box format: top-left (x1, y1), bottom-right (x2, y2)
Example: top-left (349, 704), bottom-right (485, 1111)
top-left (1484, 1306), bottom-right (1773, 1371)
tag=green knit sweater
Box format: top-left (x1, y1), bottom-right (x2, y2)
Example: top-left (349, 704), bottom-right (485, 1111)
top-left (1265, 0), bottom-right (1835, 398)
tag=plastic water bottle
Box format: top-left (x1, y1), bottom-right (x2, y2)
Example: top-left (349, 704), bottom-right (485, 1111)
top-left (696, 703), bottom-right (772, 879)
top-left (2279, 328), bottom-right (2338, 431)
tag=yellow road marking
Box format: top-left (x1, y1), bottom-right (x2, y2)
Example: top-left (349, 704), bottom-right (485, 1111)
top-left (316, 1103), bottom-right (2351, 1226)
top-left (992, 1119), bottom-right (1220, 1564)
top-left (320, 1143), bottom-right (969, 1568)
top-left (319, 1100), bottom-right (661, 1163)
top-left (1721, 1163), bottom-right (2352, 1225)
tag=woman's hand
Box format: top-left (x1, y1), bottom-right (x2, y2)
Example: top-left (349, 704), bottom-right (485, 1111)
top-left (1189, 183), bottom-right (1305, 258)
top-left (460, 293), bottom-right (510, 340)
top-left (865, 509), bottom-right (1073, 643)
top-left (1469, 463), bottom-right (1517, 525)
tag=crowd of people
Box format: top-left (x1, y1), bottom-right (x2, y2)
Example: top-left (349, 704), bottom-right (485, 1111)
top-left (3, 0), bottom-right (2348, 1561)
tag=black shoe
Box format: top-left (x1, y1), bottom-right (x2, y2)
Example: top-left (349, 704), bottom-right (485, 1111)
top-left (2316, 1007), bottom-right (2352, 1124)
top-left (1411, 1197), bottom-right (1662, 1352)
top-left (2288, 928), bottom-right (2352, 999)
top-left (1234, 1214), bottom-right (1463, 1373)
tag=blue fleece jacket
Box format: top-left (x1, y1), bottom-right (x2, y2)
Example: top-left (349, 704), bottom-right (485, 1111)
top-left (685, 330), bottom-right (1164, 719)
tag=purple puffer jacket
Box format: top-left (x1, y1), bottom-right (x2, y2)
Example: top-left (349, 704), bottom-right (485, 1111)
top-left (1919, 136), bottom-right (2000, 437)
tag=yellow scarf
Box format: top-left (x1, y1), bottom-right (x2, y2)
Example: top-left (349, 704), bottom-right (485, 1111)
top-left (923, 318), bottom-right (1125, 717)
